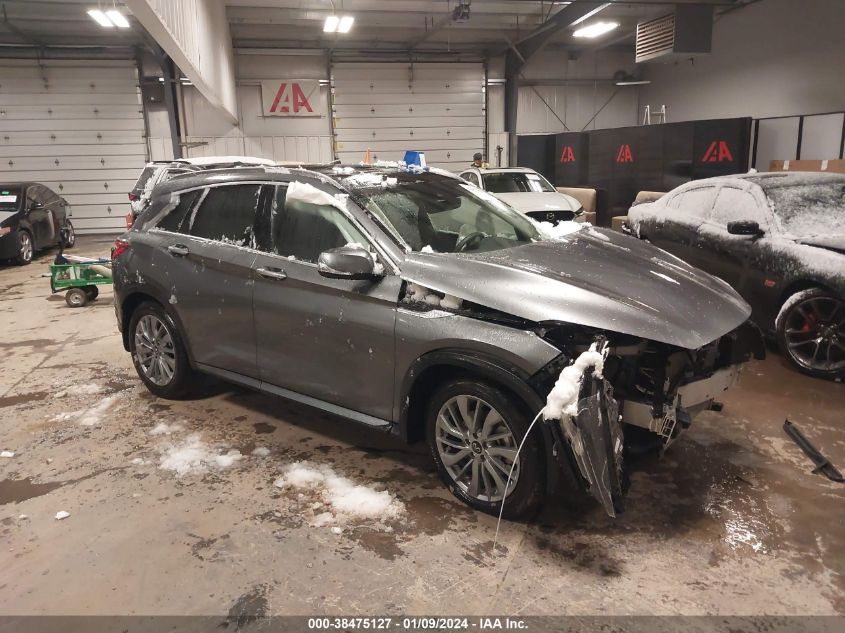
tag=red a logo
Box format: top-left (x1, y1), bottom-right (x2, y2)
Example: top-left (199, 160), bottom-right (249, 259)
top-left (270, 82), bottom-right (314, 114)
top-left (559, 146), bottom-right (575, 163)
top-left (702, 140), bottom-right (734, 162)
top-left (616, 144), bottom-right (633, 163)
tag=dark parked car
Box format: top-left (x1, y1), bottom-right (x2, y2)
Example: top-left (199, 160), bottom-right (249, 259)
top-left (0, 183), bottom-right (75, 265)
top-left (627, 172), bottom-right (845, 379)
top-left (112, 165), bottom-right (761, 519)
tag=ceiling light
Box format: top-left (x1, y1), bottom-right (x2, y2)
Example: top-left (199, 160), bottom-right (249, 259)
top-left (323, 15), bottom-right (339, 32)
top-left (337, 15), bottom-right (354, 33)
top-left (616, 80), bottom-right (651, 86)
top-left (87, 9), bottom-right (114, 28)
top-left (573, 21), bottom-right (619, 39)
top-left (105, 9), bottom-right (130, 28)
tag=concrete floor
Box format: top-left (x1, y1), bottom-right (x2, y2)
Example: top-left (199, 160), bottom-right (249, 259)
top-left (1, 236), bottom-right (843, 616)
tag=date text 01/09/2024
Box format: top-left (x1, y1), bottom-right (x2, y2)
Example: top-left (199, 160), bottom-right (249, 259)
top-left (306, 617), bottom-right (529, 630)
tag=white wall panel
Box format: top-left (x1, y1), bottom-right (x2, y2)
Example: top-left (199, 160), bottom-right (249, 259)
top-left (0, 59), bottom-right (146, 234)
top-left (756, 118), bottom-right (799, 170)
top-left (800, 113), bottom-right (844, 160)
top-left (332, 62), bottom-right (485, 170)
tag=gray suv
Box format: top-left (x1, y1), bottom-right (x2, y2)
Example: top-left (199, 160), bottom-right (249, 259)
top-left (112, 165), bottom-right (763, 519)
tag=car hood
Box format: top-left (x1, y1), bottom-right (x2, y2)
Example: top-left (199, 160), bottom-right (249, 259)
top-left (492, 191), bottom-right (580, 213)
top-left (795, 234), bottom-right (845, 255)
top-left (401, 227), bottom-right (751, 349)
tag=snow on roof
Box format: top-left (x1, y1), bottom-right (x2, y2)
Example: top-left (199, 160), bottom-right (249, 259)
top-left (177, 155), bottom-right (276, 167)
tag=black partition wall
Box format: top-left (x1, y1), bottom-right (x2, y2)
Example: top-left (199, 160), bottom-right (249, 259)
top-left (518, 117), bottom-right (751, 226)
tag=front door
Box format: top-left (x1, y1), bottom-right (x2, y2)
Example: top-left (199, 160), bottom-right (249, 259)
top-left (151, 183), bottom-right (265, 379)
top-left (25, 185), bottom-right (54, 248)
top-left (252, 182), bottom-right (400, 422)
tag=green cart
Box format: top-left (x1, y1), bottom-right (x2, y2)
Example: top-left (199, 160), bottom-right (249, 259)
top-left (49, 259), bottom-right (112, 308)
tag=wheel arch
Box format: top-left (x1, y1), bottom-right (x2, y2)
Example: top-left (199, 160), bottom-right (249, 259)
top-left (778, 279), bottom-right (836, 308)
top-left (120, 291), bottom-right (195, 366)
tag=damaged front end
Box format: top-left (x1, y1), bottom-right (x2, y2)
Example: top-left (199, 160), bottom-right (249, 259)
top-left (533, 323), bottom-right (765, 517)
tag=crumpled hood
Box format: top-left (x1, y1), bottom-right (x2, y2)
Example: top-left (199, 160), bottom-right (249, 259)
top-left (795, 234), bottom-right (845, 255)
top-left (493, 191), bottom-right (580, 213)
top-left (401, 228), bottom-right (751, 349)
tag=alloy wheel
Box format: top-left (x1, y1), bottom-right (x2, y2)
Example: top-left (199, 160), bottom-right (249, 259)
top-left (783, 296), bottom-right (845, 373)
top-left (134, 314), bottom-right (177, 386)
top-left (19, 232), bottom-right (33, 262)
top-left (434, 395), bottom-right (520, 503)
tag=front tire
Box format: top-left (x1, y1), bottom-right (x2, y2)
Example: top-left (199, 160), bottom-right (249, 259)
top-left (426, 379), bottom-right (544, 520)
top-left (776, 288), bottom-right (845, 378)
top-left (62, 221), bottom-right (75, 248)
top-left (128, 301), bottom-right (195, 398)
top-left (14, 230), bottom-right (33, 265)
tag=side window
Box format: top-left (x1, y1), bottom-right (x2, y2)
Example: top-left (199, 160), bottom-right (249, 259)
top-left (270, 185), bottom-right (369, 263)
top-left (710, 187), bottom-right (769, 229)
top-left (41, 187), bottom-right (61, 206)
top-left (156, 189), bottom-right (203, 234)
top-left (667, 187), bottom-right (717, 221)
top-left (461, 172), bottom-right (480, 187)
top-left (188, 184), bottom-right (262, 246)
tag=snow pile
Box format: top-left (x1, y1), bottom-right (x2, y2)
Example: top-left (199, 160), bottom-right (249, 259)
top-left (149, 422), bottom-right (183, 436)
top-left (0, 450), bottom-right (14, 458)
top-left (344, 172), bottom-right (398, 189)
top-left (55, 511), bottom-right (70, 520)
top-left (420, 245), bottom-right (435, 253)
top-left (79, 395), bottom-right (120, 426)
top-left (274, 461), bottom-right (404, 526)
top-left (405, 282), bottom-right (462, 310)
top-left (251, 447), bottom-right (271, 457)
top-left (542, 343), bottom-right (607, 420)
top-left (159, 434), bottom-right (242, 476)
top-left (537, 220), bottom-right (586, 240)
top-left (287, 180), bottom-right (349, 214)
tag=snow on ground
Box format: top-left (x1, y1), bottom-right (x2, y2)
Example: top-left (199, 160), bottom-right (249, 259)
top-left (536, 220), bottom-right (585, 239)
top-left (542, 343), bottom-right (607, 420)
top-left (79, 394), bottom-right (120, 427)
top-left (1, 450), bottom-right (15, 458)
top-left (149, 422), bottom-right (184, 436)
top-left (274, 461), bottom-right (404, 529)
top-left (159, 434), bottom-right (242, 477)
top-left (251, 447), bottom-right (271, 457)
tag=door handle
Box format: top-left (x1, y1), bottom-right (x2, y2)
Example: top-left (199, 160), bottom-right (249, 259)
top-left (256, 267), bottom-right (287, 281)
top-left (167, 244), bottom-right (190, 257)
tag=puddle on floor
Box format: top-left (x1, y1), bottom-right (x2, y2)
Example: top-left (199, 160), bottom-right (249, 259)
top-left (0, 478), bottom-right (63, 505)
top-left (0, 390), bottom-right (50, 408)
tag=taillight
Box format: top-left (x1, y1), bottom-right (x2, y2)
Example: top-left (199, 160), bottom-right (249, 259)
top-left (128, 192), bottom-right (139, 202)
top-left (112, 238), bottom-right (129, 260)
top-left (125, 212), bottom-right (134, 229)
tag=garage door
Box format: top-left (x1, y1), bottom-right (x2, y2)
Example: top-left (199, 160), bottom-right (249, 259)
top-left (0, 59), bottom-right (147, 234)
top-left (331, 62), bottom-right (485, 171)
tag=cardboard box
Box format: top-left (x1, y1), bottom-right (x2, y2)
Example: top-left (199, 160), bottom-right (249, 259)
top-left (768, 159), bottom-right (845, 174)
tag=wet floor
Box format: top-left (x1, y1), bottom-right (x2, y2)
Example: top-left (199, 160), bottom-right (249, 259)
top-left (0, 237), bottom-right (843, 616)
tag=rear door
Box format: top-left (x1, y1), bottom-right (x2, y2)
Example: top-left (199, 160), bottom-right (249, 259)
top-left (153, 183), bottom-right (266, 379)
top-left (252, 182), bottom-right (400, 422)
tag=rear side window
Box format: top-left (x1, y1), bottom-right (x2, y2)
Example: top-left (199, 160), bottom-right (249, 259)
top-left (156, 190), bottom-right (202, 233)
top-left (188, 184), bottom-right (262, 246)
top-left (668, 187), bottom-right (716, 221)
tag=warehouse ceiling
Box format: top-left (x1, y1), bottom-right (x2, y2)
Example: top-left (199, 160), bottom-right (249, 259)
top-left (0, 0), bottom-right (751, 58)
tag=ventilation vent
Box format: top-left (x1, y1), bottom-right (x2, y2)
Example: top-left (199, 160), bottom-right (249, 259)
top-left (636, 14), bottom-right (676, 63)
top-left (635, 5), bottom-right (713, 63)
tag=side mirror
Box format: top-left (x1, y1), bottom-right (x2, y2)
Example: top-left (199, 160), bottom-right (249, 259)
top-left (317, 246), bottom-right (380, 280)
top-left (727, 220), bottom-right (763, 237)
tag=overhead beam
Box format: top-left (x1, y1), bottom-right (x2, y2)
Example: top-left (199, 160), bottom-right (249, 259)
top-left (125, 0), bottom-right (238, 125)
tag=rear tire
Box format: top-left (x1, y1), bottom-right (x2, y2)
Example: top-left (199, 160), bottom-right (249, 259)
top-left (776, 288), bottom-right (845, 379)
top-left (128, 301), bottom-right (196, 398)
top-left (426, 378), bottom-right (544, 520)
top-left (14, 230), bottom-right (33, 265)
top-left (65, 287), bottom-right (88, 308)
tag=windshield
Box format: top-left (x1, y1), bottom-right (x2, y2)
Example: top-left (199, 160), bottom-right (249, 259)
top-left (352, 173), bottom-right (541, 253)
top-left (767, 182), bottom-right (845, 238)
top-left (483, 172), bottom-right (555, 194)
top-left (0, 186), bottom-right (22, 212)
